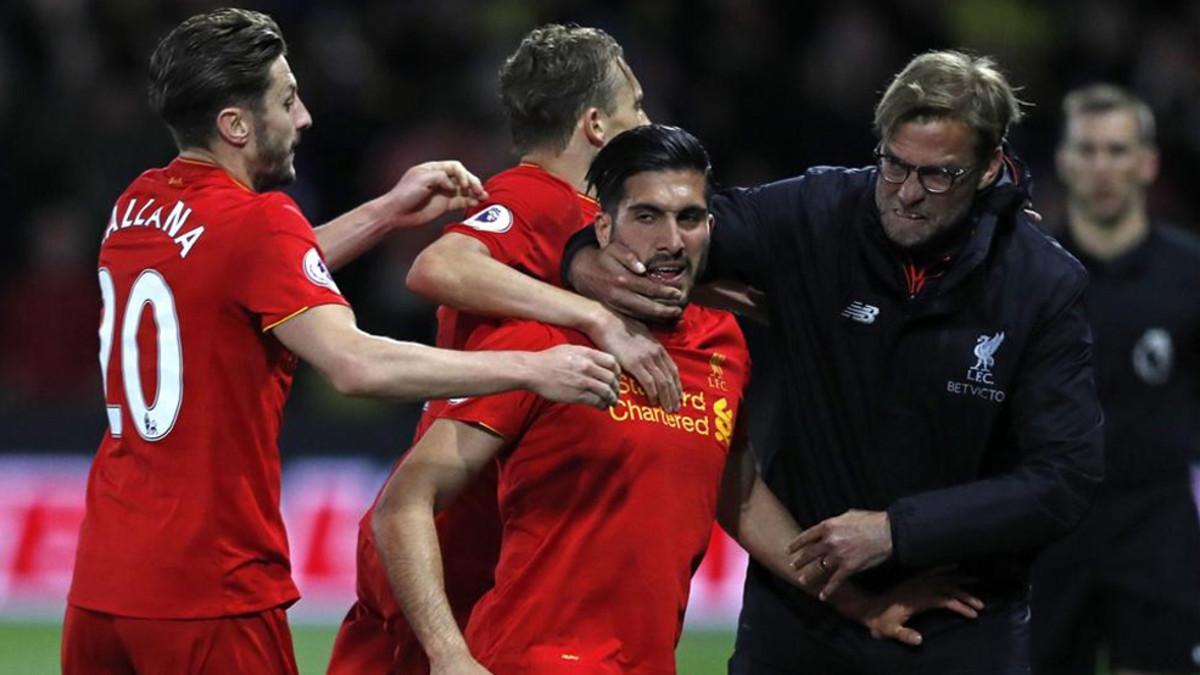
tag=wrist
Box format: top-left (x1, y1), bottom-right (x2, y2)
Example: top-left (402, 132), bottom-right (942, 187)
top-left (506, 351), bottom-right (539, 391)
top-left (427, 643), bottom-right (475, 668)
top-left (578, 302), bottom-right (618, 339)
top-left (365, 193), bottom-right (404, 231)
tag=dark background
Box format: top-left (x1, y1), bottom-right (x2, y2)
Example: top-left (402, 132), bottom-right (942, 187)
top-left (3, 0), bottom-right (1198, 457)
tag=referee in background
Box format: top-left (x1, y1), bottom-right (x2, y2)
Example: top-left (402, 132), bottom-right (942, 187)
top-left (1032, 84), bottom-right (1200, 675)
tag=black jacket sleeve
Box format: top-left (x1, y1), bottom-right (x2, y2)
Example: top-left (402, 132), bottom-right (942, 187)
top-left (705, 188), bottom-right (768, 288)
top-left (886, 274), bottom-right (1105, 567)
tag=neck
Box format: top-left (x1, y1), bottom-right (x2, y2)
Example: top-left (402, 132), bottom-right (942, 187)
top-left (1066, 201), bottom-right (1149, 261)
top-left (521, 136), bottom-right (597, 195)
top-left (178, 145), bottom-right (256, 192)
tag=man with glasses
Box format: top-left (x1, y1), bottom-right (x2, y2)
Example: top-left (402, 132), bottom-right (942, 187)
top-left (564, 50), bottom-right (1104, 673)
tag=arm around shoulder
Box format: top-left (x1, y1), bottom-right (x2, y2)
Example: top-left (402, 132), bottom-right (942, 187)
top-left (271, 304), bottom-right (620, 407)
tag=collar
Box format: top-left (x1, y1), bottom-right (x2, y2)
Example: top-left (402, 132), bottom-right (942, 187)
top-left (1057, 223), bottom-right (1155, 278)
top-left (168, 156), bottom-right (255, 193)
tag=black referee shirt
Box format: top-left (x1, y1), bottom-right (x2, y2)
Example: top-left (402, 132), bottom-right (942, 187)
top-left (1061, 224), bottom-right (1200, 490)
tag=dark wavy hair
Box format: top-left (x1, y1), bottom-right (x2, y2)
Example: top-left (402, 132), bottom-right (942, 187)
top-left (148, 8), bottom-right (286, 150)
top-left (586, 124), bottom-right (713, 216)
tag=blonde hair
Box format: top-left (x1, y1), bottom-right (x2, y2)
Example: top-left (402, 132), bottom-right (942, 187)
top-left (874, 50), bottom-right (1025, 159)
top-left (1062, 83), bottom-right (1155, 145)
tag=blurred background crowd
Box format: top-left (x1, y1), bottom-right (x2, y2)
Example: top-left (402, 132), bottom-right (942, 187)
top-left (3, 0), bottom-right (1200, 459)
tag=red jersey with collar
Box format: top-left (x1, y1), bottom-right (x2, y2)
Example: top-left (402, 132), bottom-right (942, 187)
top-left (69, 157), bottom-right (348, 618)
top-left (441, 307), bottom-right (749, 674)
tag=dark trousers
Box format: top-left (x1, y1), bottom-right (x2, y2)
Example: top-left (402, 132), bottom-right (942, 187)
top-left (730, 568), bottom-right (1031, 675)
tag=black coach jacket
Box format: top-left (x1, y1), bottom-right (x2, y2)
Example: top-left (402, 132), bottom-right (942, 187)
top-left (707, 160), bottom-right (1104, 598)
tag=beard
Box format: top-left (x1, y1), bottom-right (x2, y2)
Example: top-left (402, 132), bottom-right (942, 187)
top-left (250, 118), bottom-right (298, 192)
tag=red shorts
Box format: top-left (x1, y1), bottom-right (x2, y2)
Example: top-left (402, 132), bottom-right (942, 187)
top-left (61, 604), bottom-right (297, 675)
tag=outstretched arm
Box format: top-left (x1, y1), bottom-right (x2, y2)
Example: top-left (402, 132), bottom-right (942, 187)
top-left (408, 232), bottom-right (683, 411)
top-left (316, 161), bottom-right (487, 271)
top-left (273, 304), bottom-right (619, 407)
top-left (372, 419), bottom-right (503, 674)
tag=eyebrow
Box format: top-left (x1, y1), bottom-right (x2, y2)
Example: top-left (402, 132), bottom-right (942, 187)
top-left (627, 202), bottom-right (708, 215)
top-left (883, 147), bottom-right (963, 171)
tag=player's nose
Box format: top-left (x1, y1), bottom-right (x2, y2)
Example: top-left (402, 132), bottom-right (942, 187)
top-left (295, 97), bottom-right (313, 131)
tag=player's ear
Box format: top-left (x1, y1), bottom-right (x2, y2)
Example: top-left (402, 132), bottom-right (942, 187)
top-left (1138, 144), bottom-right (1160, 186)
top-left (582, 107), bottom-right (606, 148)
top-left (595, 211), bottom-right (614, 247)
top-left (976, 146), bottom-right (1004, 190)
top-left (215, 107), bottom-right (252, 148)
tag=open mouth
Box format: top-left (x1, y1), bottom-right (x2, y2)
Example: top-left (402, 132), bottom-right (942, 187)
top-left (645, 261), bottom-right (688, 285)
top-left (894, 209), bottom-right (926, 221)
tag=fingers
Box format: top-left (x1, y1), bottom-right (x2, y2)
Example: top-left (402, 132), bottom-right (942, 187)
top-left (788, 526), bottom-right (824, 554)
top-left (443, 161), bottom-right (487, 200)
top-left (575, 371), bottom-right (617, 410)
top-left (584, 347), bottom-right (620, 378)
top-left (656, 351), bottom-right (681, 413)
top-left (603, 240), bottom-right (648, 275)
top-left (890, 625), bottom-right (923, 647)
top-left (818, 566), bottom-right (851, 601)
top-left (623, 353), bottom-right (660, 406)
top-left (615, 270), bottom-right (686, 304)
top-left (607, 289), bottom-right (684, 322)
top-left (599, 244), bottom-right (684, 304)
top-left (790, 545), bottom-right (827, 578)
top-left (423, 160), bottom-right (488, 201)
top-left (793, 557), bottom-right (827, 589)
top-left (939, 597), bottom-right (979, 620)
top-left (947, 588), bottom-right (984, 612)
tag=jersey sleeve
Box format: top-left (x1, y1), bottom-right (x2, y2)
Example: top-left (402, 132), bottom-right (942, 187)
top-left (234, 195), bottom-right (350, 331)
top-left (434, 321), bottom-right (567, 440)
top-left (443, 185), bottom-right (572, 281)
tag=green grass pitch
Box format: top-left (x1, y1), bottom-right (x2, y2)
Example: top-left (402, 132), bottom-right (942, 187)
top-left (0, 622), bottom-right (735, 674)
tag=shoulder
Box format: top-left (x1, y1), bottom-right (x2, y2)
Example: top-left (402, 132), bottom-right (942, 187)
top-left (1152, 223), bottom-right (1200, 262)
top-left (229, 192), bottom-right (313, 240)
top-left (997, 217), bottom-right (1089, 310)
top-left (454, 166), bottom-right (580, 237)
top-left (485, 165), bottom-right (579, 216)
top-left (715, 165), bottom-right (874, 217)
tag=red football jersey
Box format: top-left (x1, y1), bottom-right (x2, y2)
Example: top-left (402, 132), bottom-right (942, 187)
top-left (442, 308), bottom-right (749, 674)
top-left (69, 157), bottom-right (349, 618)
top-left (331, 164), bottom-right (601, 674)
top-left (436, 162), bottom-right (599, 349)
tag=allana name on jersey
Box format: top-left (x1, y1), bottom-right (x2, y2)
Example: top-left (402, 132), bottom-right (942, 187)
top-left (102, 197), bottom-right (206, 259)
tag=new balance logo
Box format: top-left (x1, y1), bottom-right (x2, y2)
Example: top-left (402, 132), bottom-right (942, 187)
top-left (841, 301), bottom-right (879, 324)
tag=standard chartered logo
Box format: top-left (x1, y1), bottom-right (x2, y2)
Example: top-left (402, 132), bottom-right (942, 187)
top-left (608, 375), bottom-right (734, 445)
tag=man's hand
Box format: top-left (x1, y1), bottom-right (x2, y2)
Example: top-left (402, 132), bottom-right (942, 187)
top-left (853, 570), bottom-right (984, 646)
top-left (589, 311), bottom-right (682, 412)
top-left (381, 161), bottom-right (488, 229)
top-left (523, 344), bottom-right (620, 409)
top-left (568, 241), bottom-right (685, 322)
top-left (790, 509), bottom-right (893, 599)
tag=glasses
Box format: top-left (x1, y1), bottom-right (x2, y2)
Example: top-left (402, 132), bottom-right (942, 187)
top-left (874, 146), bottom-right (975, 194)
